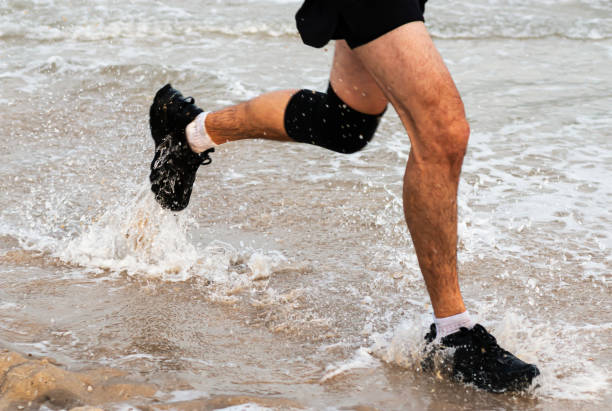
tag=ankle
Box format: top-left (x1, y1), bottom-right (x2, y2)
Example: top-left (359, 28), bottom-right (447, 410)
top-left (186, 112), bottom-right (219, 153)
top-left (434, 310), bottom-right (474, 340)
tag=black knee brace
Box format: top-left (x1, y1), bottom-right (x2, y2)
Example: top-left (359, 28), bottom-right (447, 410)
top-left (284, 83), bottom-right (385, 154)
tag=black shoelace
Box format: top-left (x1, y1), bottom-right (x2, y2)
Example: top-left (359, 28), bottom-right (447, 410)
top-left (198, 147), bottom-right (215, 165)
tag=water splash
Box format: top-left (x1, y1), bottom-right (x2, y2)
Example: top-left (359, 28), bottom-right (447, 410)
top-left (368, 312), bottom-right (610, 401)
top-left (58, 186), bottom-right (200, 280)
top-left (56, 184), bottom-right (293, 289)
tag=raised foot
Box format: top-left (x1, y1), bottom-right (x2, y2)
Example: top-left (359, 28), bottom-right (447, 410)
top-left (148, 83), bottom-right (213, 211)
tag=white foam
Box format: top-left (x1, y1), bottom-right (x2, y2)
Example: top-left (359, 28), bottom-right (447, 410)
top-left (369, 315), bottom-right (431, 371)
top-left (248, 252), bottom-right (287, 280)
top-left (0, 302), bottom-right (18, 310)
top-left (320, 347), bottom-right (380, 382)
top-left (164, 389), bottom-right (209, 403)
top-left (495, 314), bottom-right (610, 401)
top-left (53, 184), bottom-right (295, 297)
top-left (58, 186), bottom-right (200, 281)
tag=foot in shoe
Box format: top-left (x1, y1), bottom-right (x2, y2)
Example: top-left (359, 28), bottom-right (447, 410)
top-left (148, 83), bottom-right (214, 211)
top-left (424, 323), bottom-right (540, 392)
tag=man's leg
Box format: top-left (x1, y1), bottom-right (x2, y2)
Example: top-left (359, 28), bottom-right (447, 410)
top-left (348, 22), bottom-right (540, 391)
top-left (156, 25), bottom-right (468, 318)
top-left (196, 30), bottom-right (468, 318)
top-left (149, 40), bottom-right (387, 210)
top-left (200, 40), bottom-right (387, 147)
top-left (191, 28), bottom-right (468, 319)
top-left (148, 25), bottom-right (539, 389)
top-left (352, 22), bottom-right (469, 319)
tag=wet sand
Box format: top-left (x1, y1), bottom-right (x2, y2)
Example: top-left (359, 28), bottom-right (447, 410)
top-left (0, 348), bottom-right (308, 410)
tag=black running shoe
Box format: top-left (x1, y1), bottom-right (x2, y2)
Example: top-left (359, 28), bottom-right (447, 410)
top-left (424, 323), bottom-right (540, 392)
top-left (148, 84), bottom-right (214, 211)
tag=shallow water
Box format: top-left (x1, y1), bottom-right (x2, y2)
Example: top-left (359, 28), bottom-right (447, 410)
top-left (1, 0), bottom-right (611, 410)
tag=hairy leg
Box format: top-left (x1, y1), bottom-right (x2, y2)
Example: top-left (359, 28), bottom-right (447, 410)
top-left (205, 90), bottom-right (296, 144)
top-left (353, 22), bottom-right (470, 318)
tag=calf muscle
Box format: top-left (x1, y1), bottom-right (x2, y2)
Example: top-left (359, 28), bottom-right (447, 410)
top-left (355, 22), bottom-right (470, 317)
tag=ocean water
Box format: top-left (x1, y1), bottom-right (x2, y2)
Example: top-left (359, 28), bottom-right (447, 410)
top-left (0, 0), bottom-right (610, 410)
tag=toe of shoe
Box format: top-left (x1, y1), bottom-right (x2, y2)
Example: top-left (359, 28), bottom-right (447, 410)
top-left (497, 364), bottom-right (540, 392)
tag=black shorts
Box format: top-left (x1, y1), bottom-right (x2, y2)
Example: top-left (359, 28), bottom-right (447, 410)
top-left (295, 0), bottom-right (428, 49)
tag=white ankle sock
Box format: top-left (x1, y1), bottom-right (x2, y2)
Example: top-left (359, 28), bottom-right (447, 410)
top-left (434, 311), bottom-right (474, 340)
top-left (186, 112), bottom-right (217, 153)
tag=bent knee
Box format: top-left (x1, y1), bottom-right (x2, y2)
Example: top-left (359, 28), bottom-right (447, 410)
top-left (334, 126), bottom-right (377, 154)
top-left (284, 84), bottom-right (386, 154)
